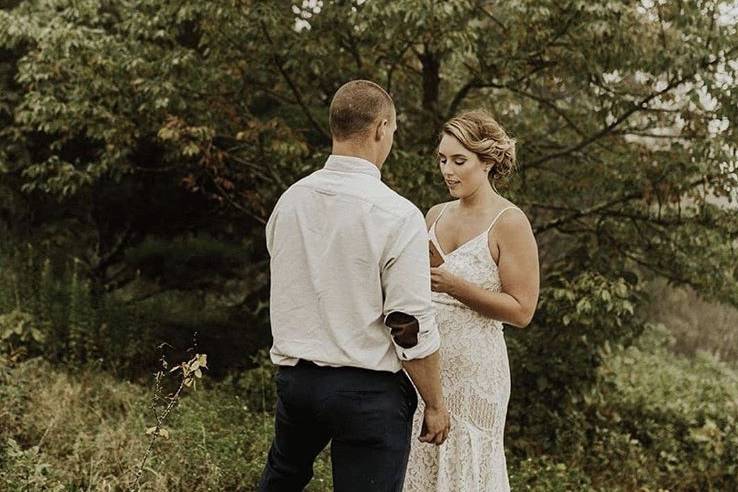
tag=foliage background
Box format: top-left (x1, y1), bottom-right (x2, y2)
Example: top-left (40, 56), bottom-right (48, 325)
top-left (1, 0), bottom-right (737, 490)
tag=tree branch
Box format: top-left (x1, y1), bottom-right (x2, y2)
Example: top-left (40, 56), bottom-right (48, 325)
top-left (94, 223), bottom-right (133, 274)
top-left (525, 73), bottom-right (693, 170)
top-left (259, 21), bottom-right (331, 144)
top-left (205, 164), bottom-right (268, 225)
top-left (477, 3), bottom-right (508, 32)
top-left (524, 44), bottom-right (738, 169)
top-left (446, 78), bottom-right (482, 120)
top-left (534, 171), bottom-right (733, 234)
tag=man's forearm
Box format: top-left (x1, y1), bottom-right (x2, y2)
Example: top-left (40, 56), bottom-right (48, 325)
top-left (402, 350), bottom-right (444, 409)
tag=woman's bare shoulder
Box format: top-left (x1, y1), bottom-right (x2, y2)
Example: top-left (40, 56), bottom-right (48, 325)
top-left (493, 202), bottom-right (534, 242)
top-left (425, 201), bottom-right (457, 228)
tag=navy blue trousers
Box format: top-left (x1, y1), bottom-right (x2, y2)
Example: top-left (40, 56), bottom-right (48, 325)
top-left (258, 360), bottom-right (418, 491)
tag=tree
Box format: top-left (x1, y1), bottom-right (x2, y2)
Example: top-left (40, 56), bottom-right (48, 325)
top-left (1, 0), bottom-right (736, 452)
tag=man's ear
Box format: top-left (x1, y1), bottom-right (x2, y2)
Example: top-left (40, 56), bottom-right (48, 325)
top-left (374, 119), bottom-right (388, 142)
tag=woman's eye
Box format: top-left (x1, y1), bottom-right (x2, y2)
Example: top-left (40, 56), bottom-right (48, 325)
top-left (454, 160), bottom-right (467, 165)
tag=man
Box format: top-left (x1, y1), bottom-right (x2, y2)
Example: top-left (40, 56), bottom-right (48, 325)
top-left (259, 80), bottom-right (450, 491)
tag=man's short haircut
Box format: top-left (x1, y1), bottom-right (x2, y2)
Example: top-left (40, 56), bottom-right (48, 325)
top-left (329, 80), bottom-right (395, 142)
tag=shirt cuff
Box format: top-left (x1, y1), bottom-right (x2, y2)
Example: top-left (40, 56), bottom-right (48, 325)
top-left (392, 314), bottom-right (440, 361)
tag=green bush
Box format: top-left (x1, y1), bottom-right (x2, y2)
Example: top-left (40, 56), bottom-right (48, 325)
top-left (509, 455), bottom-right (592, 491)
top-left (124, 236), bottom-right (252, 287)
top-left (0, 244), bottom-right (163, 374)
top-left (0, 240), bottom-right (271, 378)
top-left (552, 325), bottom-right (738, 491)
top-left (227, 349), bottom-right (278, 413)
top-left (0, 308), bottom-right (46, 360)
top-left (0, 438), bottom-right (65, 491)
top-left (507, 271), bottom-right (646, 455)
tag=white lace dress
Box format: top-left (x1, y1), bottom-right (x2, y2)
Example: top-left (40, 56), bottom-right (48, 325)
top-left (404, 205), bottom-right (516, 492)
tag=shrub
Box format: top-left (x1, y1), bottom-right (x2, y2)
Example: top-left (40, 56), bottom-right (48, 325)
top-left (0, 308), bottom-right (45, 361)
top-left (0, 438), bottom-right (65, 491)
top-left (0, 244), bottom-right (164, 375)
top-left (553, 325), bottom-right (738, 490)
top-left (508, 455), bottom-right (592, 491)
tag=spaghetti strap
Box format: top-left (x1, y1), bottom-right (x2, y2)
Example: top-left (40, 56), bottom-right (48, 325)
top-left (431, 203), bottom-right (451, 229)
top-left (485, 206), bottom-right (520, 233)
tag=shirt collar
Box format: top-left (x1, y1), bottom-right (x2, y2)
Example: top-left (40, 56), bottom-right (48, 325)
top-left (323, 154), bottom-right (381, 180)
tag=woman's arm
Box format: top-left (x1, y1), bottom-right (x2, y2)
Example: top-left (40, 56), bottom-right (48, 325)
top-left (430, 210), bottom-right (540, 327)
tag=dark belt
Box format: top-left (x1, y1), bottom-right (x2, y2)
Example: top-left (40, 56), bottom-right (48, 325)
top-left (296, 358), bottom-right (320, 368)
top-left (293, 359), bottom-right (404, 379)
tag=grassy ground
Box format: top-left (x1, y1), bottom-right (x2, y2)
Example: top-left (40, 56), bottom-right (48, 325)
top-left (2, 324), bottom-right (737, 491)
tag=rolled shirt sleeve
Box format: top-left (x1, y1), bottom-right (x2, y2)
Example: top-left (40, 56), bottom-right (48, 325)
top-left (381, 209), bottom-right (441, 361)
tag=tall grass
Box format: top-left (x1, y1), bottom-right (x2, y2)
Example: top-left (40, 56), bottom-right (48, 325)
top-left (0, 357), bottom-right (333, 491)
top-left (2, 325), bottom-right (736, 491)
top-left (0, 243), bottom-right (156, 374)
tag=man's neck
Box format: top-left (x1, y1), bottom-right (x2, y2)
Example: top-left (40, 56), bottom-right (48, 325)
top-left (331, 143), bottom-right (380, 170)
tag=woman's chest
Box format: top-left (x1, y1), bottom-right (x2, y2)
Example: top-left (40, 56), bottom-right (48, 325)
top-left (436, 217), bottom-right (500, 263)
top-left (443, 244), bottom-right (501, 293)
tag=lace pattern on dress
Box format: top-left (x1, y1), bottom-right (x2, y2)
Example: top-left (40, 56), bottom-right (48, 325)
top-left (404, 204), bottom-right (517, 492)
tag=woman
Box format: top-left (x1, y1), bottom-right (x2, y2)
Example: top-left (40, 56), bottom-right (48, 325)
top-left (404, 110), bottom-right (540, 491)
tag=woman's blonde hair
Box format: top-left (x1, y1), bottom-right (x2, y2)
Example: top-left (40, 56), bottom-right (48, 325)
top-left (441, 110), bottom-right (517, 182)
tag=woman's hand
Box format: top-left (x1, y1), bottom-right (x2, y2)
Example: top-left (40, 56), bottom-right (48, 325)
top-left (430, 267), bottom-right (462, 295)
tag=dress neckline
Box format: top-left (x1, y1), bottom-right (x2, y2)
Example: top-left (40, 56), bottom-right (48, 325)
top-left (430, 223), bottom-right (488, 259)
top-left (429, 203), bottom-right (519, 260)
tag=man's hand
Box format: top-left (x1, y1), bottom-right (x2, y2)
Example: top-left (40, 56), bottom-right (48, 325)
top-left (419, 405), bottom-right (450, 445)
top-left (402, 352), bottom-right (447, 444)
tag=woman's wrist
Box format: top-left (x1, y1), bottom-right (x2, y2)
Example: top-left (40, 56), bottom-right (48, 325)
top-left (447, 275), bottom-right (464, 298)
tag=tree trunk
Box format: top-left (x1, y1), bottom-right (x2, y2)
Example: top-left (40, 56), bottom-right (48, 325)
top-left (418, 45), bottom-right (443, 143)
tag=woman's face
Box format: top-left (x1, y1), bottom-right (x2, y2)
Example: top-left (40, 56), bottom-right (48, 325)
top-left (437, 133), bottom-right (489, 199)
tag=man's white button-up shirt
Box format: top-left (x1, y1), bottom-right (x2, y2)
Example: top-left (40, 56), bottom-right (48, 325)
top-left (265, 154), bottom-right (440, 372)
